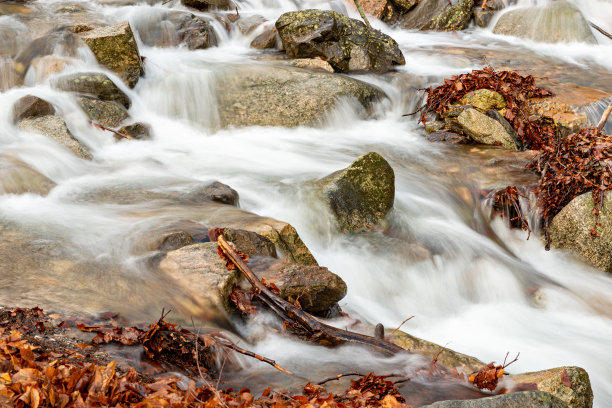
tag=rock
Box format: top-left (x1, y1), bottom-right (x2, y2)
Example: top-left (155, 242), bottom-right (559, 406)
top-left (287, 58), bottom-right (334, 73)
top-left (419, 390), bottom-right (567, 408)
top-left (426, 130), bottom-right (466, 144)
top-left (493, 1), bottom-right (597, 44)
top-left (527, 82), bottom-right (610, 133)
top-left (14, 32), bottom-right (82, 75)
top-left (235, 15), bottom-right (266, 35)
top-left (0, 154), bottom-right (56, 196)
top-left (399, 0), bottom-right (474, 31)
top-left (18, 115), bottom-right (93, 160)
top-left (390, 330), bottom-right (484, 373)
top-left (79, 22), bottom-right (143, 87)
top-left (28, 56), bottom-right (74, 83)
top-left (222, 229), bottom-right (277, 258)
top-left (275, 9), bottom-right (405, 73)
top-left (459, 89), bottom-right (506, 113)
top-left (154, 231), bottom-right (195, 252)
top-left (0, 58), bottom-right (22, 92)
top-left (12, 95), bottom-right (55, 123)
top-left (510, 367), bottom-right (593, 408)
top-left (346, 0), bottom-right (388, 19)
top-left (216, 64), bottom-right (386, 128)
top-left (54, 72), bottom-right (131, 108)
top-left (181, 0), bottom-right (235, 11)
top-left (177, 14), bottom-right (218, 50)
top-left (391, 0), bottom-right (417, 13)
top-left (77, 96), bottom-right (129, 128)
top-left (250, 27), bottom-right (277, 49)
top-left (158, 242), bottom-right (241, 311)
top-left (457, 108), bottom-right (518, 150)
top-left (248, 256), bottom-right (347, 313)
top-left (116, 122), bottom-right (152, 140)
top-left (486, 110), bottom-right (522, 150)
top-left (318, 152), bottom-right (395, 233)
top-left (472, 0), bottom-right (505, 28)
top-left (549, 192), bottom-right (612, 273)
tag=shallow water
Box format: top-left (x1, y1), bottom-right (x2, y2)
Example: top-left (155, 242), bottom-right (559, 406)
top-left (0, 0), bottom-right (611, 405)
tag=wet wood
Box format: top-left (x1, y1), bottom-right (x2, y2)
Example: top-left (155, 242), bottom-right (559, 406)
top-left (597, 100), bottom-right (612, 131)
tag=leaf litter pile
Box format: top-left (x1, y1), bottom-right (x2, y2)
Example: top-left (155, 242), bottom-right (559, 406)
top-left (421, 67), bottom-right (612, 245)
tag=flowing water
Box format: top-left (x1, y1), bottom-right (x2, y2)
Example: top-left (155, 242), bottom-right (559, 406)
top-left (1, 0), bottom-right (612, 405)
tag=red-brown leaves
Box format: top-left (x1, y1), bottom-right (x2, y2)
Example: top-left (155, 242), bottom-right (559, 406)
top-left (561, 369), bottom-right (572, 388)
top-left (422, 67), bottom-right (554, 150)
top-left (488, 186), bottom-right (532, 235)
top-left (529, 127), bottom-right (612, 247)
top-left (76, 324), bottom-right (144, 346)
top-left (468, 352), bottom-right (519, 391)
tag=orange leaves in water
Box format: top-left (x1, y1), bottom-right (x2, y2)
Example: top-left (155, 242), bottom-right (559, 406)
top-left (468, 352), bottom-right (519, 392)
top-left (421, 67), bottom-right (555, 150)
top-left (76, 323), bottom-right (144, 346)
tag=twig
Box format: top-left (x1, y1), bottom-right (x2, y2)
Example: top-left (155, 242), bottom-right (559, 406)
top-left (214, 336), bottom-right (293, 375)
top-left (590, 21), bottom-right (612, 41)
top-left (89, 120), bottom-right (132, 140)
top-left (317, 372), bottom-right (364, 385)
top-left (402, 104), bottom-right (426, 117)
top-left (389, 316), bottom-right (414, 337)
top-left (597, 100), bottom-right (612, 131)
top-left (502, 351), bottom-right (520, 369)
top-left (353, 0), bottom-right (371, 29)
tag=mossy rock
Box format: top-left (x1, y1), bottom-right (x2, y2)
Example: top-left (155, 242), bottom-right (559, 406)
top-left (77, 96), bottom-right (129, 128)
top-left (459, 89), bottom-right (506, 113)
top-left (54, 72), bottom-right (131, 109)
top-left (419, 390), bottom-right (567, 408)
top-left (275, 9), bottom-right (405, 73)
top-left (318, 152), bottom-right (395, 233)
top-left (399, 0), bottom-right (474, 31)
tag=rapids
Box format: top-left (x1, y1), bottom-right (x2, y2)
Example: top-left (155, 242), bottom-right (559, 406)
top-left (0, 0), bottom-right (611, 405)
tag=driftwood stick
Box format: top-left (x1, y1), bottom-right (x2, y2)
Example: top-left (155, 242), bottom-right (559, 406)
top-left (353, 0), bottom-right (372, 29)
top-left (217, 236), bottom-right (404, 356)
top-left (590, 22), bottom-right (612, 41)
top-left (597, 100), bottom-right (612, 131)
top-left (213, 336), bottom-right (293, 375)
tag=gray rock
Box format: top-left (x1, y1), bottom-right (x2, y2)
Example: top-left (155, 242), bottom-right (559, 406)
top-left (391, 0), bottom-right (418, 13)
top-left (399, 0), bottom-right (474, 31)
top-left (486, 110), bottom-right (523, 150)
top-left (54, 72), bottom-right (131, 108)
top-left (154, 231), bottom-right (195, 252)
top-left (510, 366), bottom-right (593, 408)
top-left (419, 390), bottom-right (567, 408)
top-left (275, 9), bottom-right (405, 73)
top-left (222, 228), bottom-right (277, 258)
top-left (0, 154), bottom-right (56, 196)
top-left (287, 58), bottom-right (334, 72)
top-left (318, 152), bottom-right (395, 233)
top-left (493, 1), bottom-right (597, 44)
top-left (117, 122), bottom-right (152, 140)
top-left (79, 22), bottom-right (144, 87)
top-left (77, 96), bottom-right (129, 128)
top-left (181, 0), bottom-right (235, 11)
top-left (249, 256), bottom-right (347, 313)
top-left (250, 27), bottom-right (278, 49)
top-left (549, 192), bottom-right (612, 273)
top-left (18, 115), bottom-right (93, 160)
top-left (12, 95), bottom-right (56, 123)
top-left (216, 64), bottom-right (386, 128)
top-left (235, 15), bottom-right (266, 35)
top-left (177, 14), bottom-right (218, 50)
top-left (457, 108), bottom-right (518, 150)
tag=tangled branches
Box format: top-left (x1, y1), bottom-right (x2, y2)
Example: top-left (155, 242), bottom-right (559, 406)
top-left (421, 67), bottom-right (555, 149)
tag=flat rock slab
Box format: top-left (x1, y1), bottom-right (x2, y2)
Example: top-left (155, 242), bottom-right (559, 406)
top-left (18, 115), bottom-right (92, 160)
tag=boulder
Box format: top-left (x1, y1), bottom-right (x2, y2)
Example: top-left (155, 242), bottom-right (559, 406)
top-left (79, 22), bottom-right (143, 87)
top-left (181, 0), bottom-right (234, 11)
top-left (346, 0), bottom-right (388, 19)
top-left (18, 115), bottom-right (93, 160)
top-left (12, 95), bottom-right (55, 123)
top-left (549, 192), bottom-right (612, 273)
top-left (77, 96), bottom-right (129, 128)
top-left (54, 72), bottom-right (131, 108)
top-left (250, 27), bottom-right (277, 49)
top-left (472, 0), bottom-right (505, 28)
top-left (317, 152), bottom-right (395, 233)
top-left (153, 231), bottom-right (195, 252)
top-left (390, 330), bottom-right (484, 373)
top-left (216, 64), bottom-right (386, 128)
top-left (235, 15), bottom-right (266, 35)
top-left (0, 58), bottom-right (23, 92)
top-left (457, 108), bottom-right (518, 150)
top-left (177, 14), bottom-right (218, 50)
top-left (275, 9), bottom-right (405, 73)
top-left (459, 89), bottom-right (506, 113)
top-left (493, 1), bottom-right (597, 44)
top-left (510, 367), bottom-right (593, 408)
top-left (158, 242), bottom-right (241, 311)
top-left (391, 0), bottom-right (418, 13)
top-left (0, 154), bottom-right (56, 196)
top-left (116, 122), bottom-right (152, 140)
top-left (248, 256), bottom-right (347, 313)
top-left (287, 58), bottom-right (334, 73)
top-left (419, 390), bottom-right (567, 408)
top-left (222, 228), bottom-right (277, 258)
top-left (398, 0), bottom-right (474, 31)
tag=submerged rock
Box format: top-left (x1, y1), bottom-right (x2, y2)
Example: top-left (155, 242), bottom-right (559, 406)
top-left (510, 366), bottom-right (593, 408)
top-left (216, 64), bottom-right (386, 128)
top-left (12, 95), bottom-right (56, 123)
top-left (77, 96), bottom-right (129, 128)
top-left (117, 122), bottom-right (152, 140)
top-left (493, 1), bottom-right (597, 44)
top-left (177, 14), bottom-right (218, 50)
top-left (79, 22), bottom-right (143, 87)
top-left (0, 154), bottom-right (56, 196)
top-left (275, 9), bottom-right (405, 73)
top-left (18, 115), bottom-right (92, 160)
top-left (457, 108), bottom-right (518, 150)
top-left (54, 72), bottom-right (131, 109)
top-left (318, 152), bottom-right (395, 233)
top-left (250, 27), bottom-right (278, 49)
top-left (419, 390), bottom-right (567, 408)
top-left (398, 0), bottom-right (474, 31)
top-left (549, 192), bottom-right (612, 273)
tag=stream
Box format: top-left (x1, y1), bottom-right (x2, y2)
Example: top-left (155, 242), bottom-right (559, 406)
top-left (0, 0), bottom-right (611, 406)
